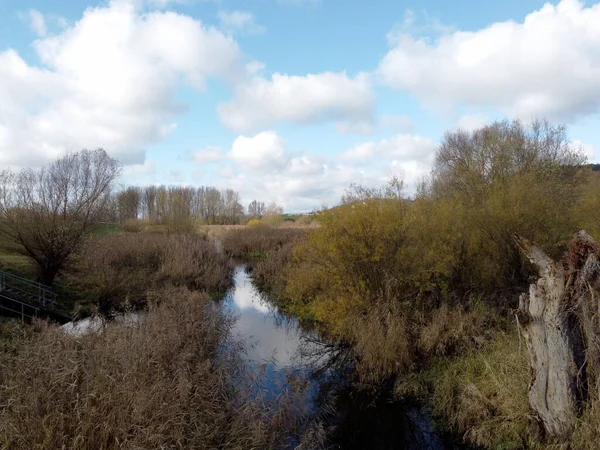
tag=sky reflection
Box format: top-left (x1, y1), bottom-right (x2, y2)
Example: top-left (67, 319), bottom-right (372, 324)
top-left (224, 266), bottom-right (304, 368)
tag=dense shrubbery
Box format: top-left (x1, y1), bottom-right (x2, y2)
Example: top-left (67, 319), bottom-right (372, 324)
top-left (240, 120), bottom-right (600, 448)
top-left (282, 119), bottom-right (594, 342)
top-left (78, 232), bottom-right (233, 315)
top-left (0, 288), bottom-right (322, 449)
top-left (252, 242), bottom-right (296, 296)
top-left (221, 224), bottom-right (307, 259)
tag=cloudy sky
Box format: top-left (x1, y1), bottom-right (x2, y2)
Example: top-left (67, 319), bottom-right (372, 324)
top-left (0, 0), bottom-right (598, 212)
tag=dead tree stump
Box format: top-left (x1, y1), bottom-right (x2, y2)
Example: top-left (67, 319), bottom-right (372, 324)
top-left (514, 231), bottom-right (600, 441)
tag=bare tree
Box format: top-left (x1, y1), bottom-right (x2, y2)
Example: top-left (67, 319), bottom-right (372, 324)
top-left (430, 119), bottom-right (585, 202)
top-left (166, 186), bottom-right (195, 232)
top-left (142, 186), bottom-right (157, 223)
top-left (222, 189), bottom-right (243, 224)
top-left (265, 202), bottom-right (284, 216)
top-left (0, 149), bottom-right (121, 285)
top-left (117, 186), bottom-right (141, 223)
top-left (248, 200), bottom-right (266, 218)
top-left (204, 187), bottom-right (221, 225)
top-left (262, 202), bottom-right (284, 226)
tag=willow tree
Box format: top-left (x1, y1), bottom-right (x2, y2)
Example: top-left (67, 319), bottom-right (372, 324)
top-left (0, 149), bottom-right (121, 285)
top-left (423, 119), bottom-right (587, 291)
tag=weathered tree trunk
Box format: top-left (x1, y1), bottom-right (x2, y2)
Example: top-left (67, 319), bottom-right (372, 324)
top-left (514, 231), bottom-right (600, 441)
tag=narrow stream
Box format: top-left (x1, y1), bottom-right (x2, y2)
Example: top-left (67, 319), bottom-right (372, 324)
top-left (61, 263), bottom-right (467, 449)
top-left (223, 264), bottom-right (464, 450)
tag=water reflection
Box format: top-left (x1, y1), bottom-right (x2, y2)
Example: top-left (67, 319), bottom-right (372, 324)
top-left (224, 266), bottom-right (306, 368)
top-left (223, 264), bottom-right (468, 450)
top-left (61, 312), bottom-right (140, 337)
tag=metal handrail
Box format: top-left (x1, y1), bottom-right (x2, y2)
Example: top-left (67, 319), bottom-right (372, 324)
top-left (0, 292), bottom-right (40, 321)
top-left (0, 270), bottom-right (58, 307)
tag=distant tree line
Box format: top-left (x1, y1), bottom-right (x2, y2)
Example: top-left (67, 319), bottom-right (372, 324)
top-left (114, 186), bottom-right (245, 226)
top-left (113, 186), bottom-right (284, 227)
top-left (0, 147), bottom-right (287, 285)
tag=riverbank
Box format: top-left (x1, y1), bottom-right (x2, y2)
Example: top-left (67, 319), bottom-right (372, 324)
top-left (222, 263), bottom-right (471, 449)
top-left (220, 225), bottom-right (534, 449)
top-left (0, 230), bottom-right (325, 449)
top-left (217, 174), bottom-right (600, 450)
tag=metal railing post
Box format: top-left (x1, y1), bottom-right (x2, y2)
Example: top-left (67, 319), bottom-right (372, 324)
top-left (0, 269), bottom-right (59, 312)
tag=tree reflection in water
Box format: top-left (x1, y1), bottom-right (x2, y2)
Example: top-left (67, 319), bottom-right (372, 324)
top-left (225, 265), bottom-right (468, 449)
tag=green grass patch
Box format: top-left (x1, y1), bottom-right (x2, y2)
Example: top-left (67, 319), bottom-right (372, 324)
top-left (90, 222), bottom-right (123, 237)
top-left (0, 253), bottom-right (36, 279)
top-left (245, 250), bottom-right (267, 259)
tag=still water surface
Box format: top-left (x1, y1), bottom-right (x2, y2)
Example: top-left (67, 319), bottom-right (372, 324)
top-left (61, 264), bottom-right (465, 449)
top-left (223, 265), bottom-right (465, 450)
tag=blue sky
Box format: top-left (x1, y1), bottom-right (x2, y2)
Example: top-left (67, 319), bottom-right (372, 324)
top-left (0, 0), bottom-right (598, 212)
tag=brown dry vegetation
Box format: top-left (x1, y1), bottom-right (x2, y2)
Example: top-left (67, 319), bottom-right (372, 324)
top-left (0, 287), bottom-right (322, 449)
top-left (252, 242), bottom-right (296, 296)
top-left (76, 232), bottom-right (233, 316)
top-left (1, 119), bottom-right (599, 449)
top-left (220, 224), bottom-right (307, 259)
top-left (0, 224), bottom-right (328, 449)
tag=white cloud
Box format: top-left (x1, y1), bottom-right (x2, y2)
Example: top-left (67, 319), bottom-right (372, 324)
top-left (52, 15), bottom-right (70, 29)
top-left (288, 155), bottom-right (325, 176)
top-left (1, 0), bottom-right (248, 168)
top-left (380, 114), bottom-right (414, 133)
top-left (27, 9), bottom-right (47, 37)
top-left (122, 161), bottom-right (156, 177)
top-left (219, 161), bottom-right (370, 212)
top-left (335, 121), bottom-right (374, 135)
top-left (218, 71), bottom-right (375, 132)
top-left (213, 130), bottom-right (366, 211)
top-left (111, 0), bottom-right (191, 9)
top-left (341, 134), bottom-right (437, 163)
top-left (218, 10), bottom-right (265, 35)
top-left (218, 130), bottom-right (435, 212)
top-left (389, 159), bottom-right (430, 187)
top-left (456, 113), bottom-right (490, 132)
top-left (378, 0), bottom-right (600, 122)
top-left (388, 8), bottom-right (455, 40)
top-left (570, 139), bottom-right (595, 161)
top-left (192, 145), bottom-right (223, 163)
top-left (228, 131), bottom-right (290, 172)
top-left (337, 114), bottom-right (415, 135)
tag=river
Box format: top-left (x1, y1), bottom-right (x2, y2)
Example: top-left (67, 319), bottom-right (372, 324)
top-left (61, 263), bottom-right (465, 449)
top-left (223, 264), bottom-right (465, 450)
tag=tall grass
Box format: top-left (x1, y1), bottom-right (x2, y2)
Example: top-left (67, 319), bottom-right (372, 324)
top-left (419, 331), bottom-right (533, 450)
top-left (252, 242), bottom-right (296, 296)
top-left (78, 232), bottom-right (233, 315)
top-left (0, 287), bottom-right (323, 449)
top-left (221, 225), bottom-right (307, 259)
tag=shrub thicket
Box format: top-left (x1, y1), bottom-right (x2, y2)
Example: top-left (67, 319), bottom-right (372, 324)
top-left (240, 120), bottom-right (600, 448)
top-left (221, 225), bottom-right (306, 259)
top-left (78, 232), bottom-right (233, 315)
top-left (283, 119), bottom-right (594, 344)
